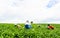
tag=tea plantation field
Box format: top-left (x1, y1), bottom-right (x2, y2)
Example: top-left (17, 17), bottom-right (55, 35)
top-left (0, 23), bottom-right (60, 38)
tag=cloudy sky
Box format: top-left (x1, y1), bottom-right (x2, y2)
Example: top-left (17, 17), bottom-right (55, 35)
top-left (0, 0), bottom-right (60, 23)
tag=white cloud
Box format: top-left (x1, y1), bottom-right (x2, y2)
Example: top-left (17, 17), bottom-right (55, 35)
top-left (0, 0), bottom-right (60, 23)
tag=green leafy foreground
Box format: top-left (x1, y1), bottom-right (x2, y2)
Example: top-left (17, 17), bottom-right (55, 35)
top-left (0, 23), bottom-right (60, 38)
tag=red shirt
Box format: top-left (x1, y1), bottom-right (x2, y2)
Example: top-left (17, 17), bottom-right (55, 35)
top-left (48, 26), bottom-right (54, 29)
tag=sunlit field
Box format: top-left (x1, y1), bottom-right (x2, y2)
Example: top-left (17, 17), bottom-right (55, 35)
top-left (0, 23), bottom-right (60, 38)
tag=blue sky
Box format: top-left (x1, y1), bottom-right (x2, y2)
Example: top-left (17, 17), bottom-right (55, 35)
top-left (47, 0), bottom-right (58, 8)
top-left (0, 0), bottom-right (60, 23)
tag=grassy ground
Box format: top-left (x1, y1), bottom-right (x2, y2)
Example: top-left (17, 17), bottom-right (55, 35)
top-left (0, 23), bottom-right (60, 38)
